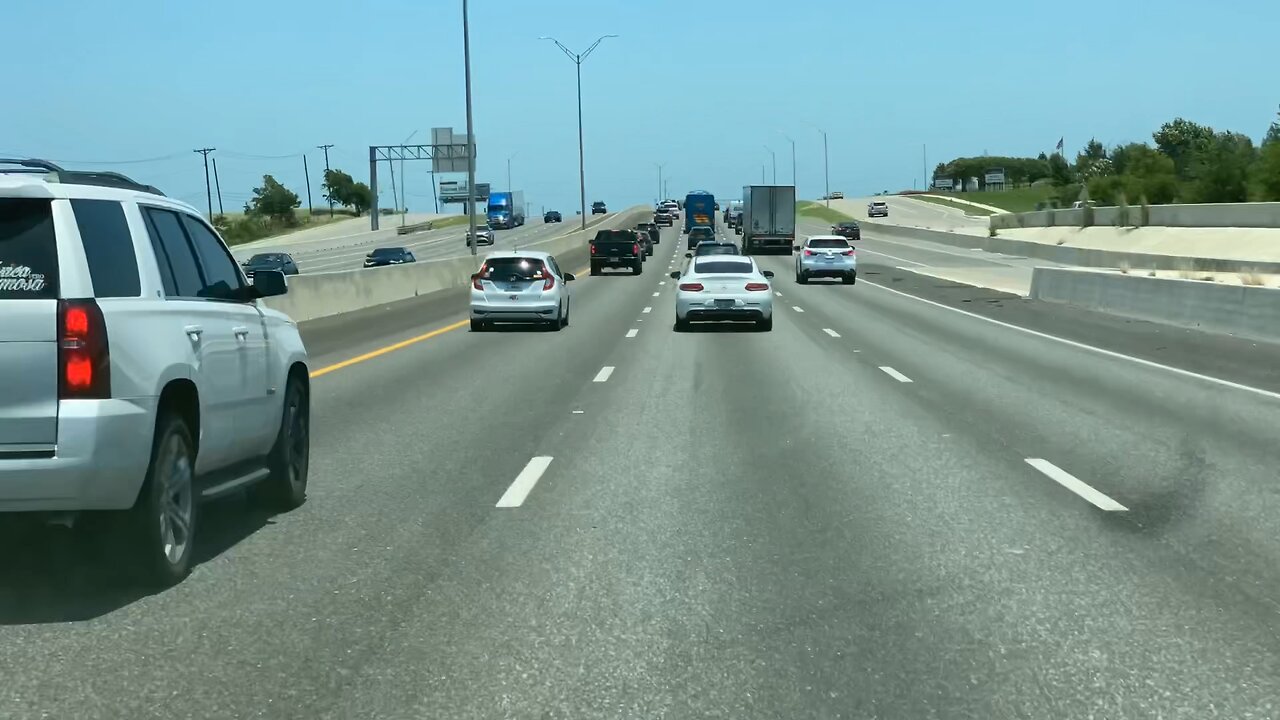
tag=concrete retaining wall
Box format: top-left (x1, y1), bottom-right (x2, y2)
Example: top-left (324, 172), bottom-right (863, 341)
top-left (264, 207), bottom-right (648, 323)
top-left (1029, 267), bottom-right (1280, 344)
top-left (991, 202), bottom-right (1280, 231)
top-left (862, 221), bottom-right (1280, 274)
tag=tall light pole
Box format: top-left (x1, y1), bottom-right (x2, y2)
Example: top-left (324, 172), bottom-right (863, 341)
top-left (506, 151), bottom-right (518, 192)
top-left (540, 33), bottom-right (618, 230)
top-left (400, 129), bottom-right (418, 227)
top-left (779, 132), bottom-right (796, 186)
top-left (764, 146), bottom-right (776, 184)
top-left (655, 162), bottom-right (665, 203)
top-left (463, 0), bottom-right (479, 256)
top-left (816, 127), bottom-right (830, 207)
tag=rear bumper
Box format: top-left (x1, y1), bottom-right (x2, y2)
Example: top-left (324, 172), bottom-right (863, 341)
top-left (677, 298), bottom-right (772, 322)
top-left (799, 259), bottom-right (857, 276)
top-left (0, 398), bottom-right (156, 512)
top-left (592, 256), bottom-right (642, 268)
top-left (471, 300), bottom-right (560, 323)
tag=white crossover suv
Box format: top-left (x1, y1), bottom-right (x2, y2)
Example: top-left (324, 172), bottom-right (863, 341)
top-left (0, 158), bottom-right (311, 586)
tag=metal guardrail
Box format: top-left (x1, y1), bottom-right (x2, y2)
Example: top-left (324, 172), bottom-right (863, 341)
top-left (395, 220), bottom-right (435, 236)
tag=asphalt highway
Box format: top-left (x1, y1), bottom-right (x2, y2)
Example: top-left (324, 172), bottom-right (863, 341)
top-left (231, 212), bottom-right (617, 274)
top-left (3, 222), bottom-right (1280, 719)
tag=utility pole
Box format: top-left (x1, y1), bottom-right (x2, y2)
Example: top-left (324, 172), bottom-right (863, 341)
top-left (818, 128), bottom-right (830, 208)
top-left (317, 144), bottom-right (334, 217)
top-left (211, 156), bottom-right (224, 216)
top-left (923, 144), bottom-right (927, 191)
top-left (764, 146), bottom-right (776, 184)
top-left (193, 148), bottom-right (215, 221)
top-left (506, 151), bottom-right (518, 193)
top-left (540, 33), bottom-right (618, 230)
top-left (463, 0), bottom-right (479, 255)
top-left (303, 155), bottom-right (314, 216)
top-left (656, 163), bottom-right (665, 204)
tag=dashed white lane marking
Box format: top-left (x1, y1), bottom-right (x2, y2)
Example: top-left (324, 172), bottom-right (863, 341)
top-left (652, 291), bottom-right (660, 297)
top-left (642, 306), bottom-right (652, 313)
top-left (572, 410), bottom-right (584, 414)
top-left (774, 291), bottom-right (783, 297)
top-left (879, 366), bottom-right (913, 383)
top-left (862, 281), bottom-right (1280, 402)
top-left (496, 456), bottom-right (554, 508)
top-left (593, 366), bottom-right (615, 383)
top-left (659, 280), bottom-right (666, 285)
top-left (792, 306), bottom-right (805, 313)
top-left (1024, 458), bottom-right (1128, 512)
top-left (822, 328), bottom-right (841, 338)
top-left (626, 329), bottom-right (639, 338)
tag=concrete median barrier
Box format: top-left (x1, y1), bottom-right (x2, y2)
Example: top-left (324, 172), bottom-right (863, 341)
top-left (264, 208), bottom-right (649, 323)
top-left (1030, 267), bottom-right (1280, 344)
top-left (991, 202), bottom-right (1280, 231)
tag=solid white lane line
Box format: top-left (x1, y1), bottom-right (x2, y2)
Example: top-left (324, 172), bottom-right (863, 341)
top-left (1025, 458), bottom-right (1128, 512)
top-left (879, 366), bottom-right (913, 383)
top-left (792, 306), bottom-right (805, 313)
top-left (859, 248), bottom-right (926, 266)
top-left (652, 291), bottom-right (660, 297)
top-left (626, 329), bottom-right (639, 338)
top-left (496, 456), bottom-right (554, 508)
top-left (593, 366), bottom-right (615, 383)
top-left (642, 306), bottom-right (652, 313)
top-left (823, 328), bottom-right (841, 338)
top-left (862, 281), bottom-right (1280, 402)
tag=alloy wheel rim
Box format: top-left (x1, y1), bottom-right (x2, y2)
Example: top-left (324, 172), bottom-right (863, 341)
top-left (157, 432), bottom-right (194, 566)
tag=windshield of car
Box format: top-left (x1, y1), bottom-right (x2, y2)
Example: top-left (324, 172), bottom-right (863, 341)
top-left (248, 253), bottom-right (285, 264)
top-left (480, 257), bottom-right (546, 281)
top-left (370, 248), bottom-right (405, 258)
top-left (871, 202), bottom-right (887, 207)
top-left (809, 238), bottom-right (850, 249)
top-left (837, 223), bottom-right (858, 230)
top-left (0, 198), bottom-right (59, 299)
top-left (690, 228), bottom-right (713, 237)
top-left (693, 259), bottom-right (754, 274)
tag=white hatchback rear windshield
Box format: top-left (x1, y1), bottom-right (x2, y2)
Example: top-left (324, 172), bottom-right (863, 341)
top-left (0, 198), bottom-right (58, 299)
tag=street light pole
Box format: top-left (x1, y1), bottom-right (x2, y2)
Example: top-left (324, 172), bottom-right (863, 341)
top-left (781, 133), bottom-right (796, 185)
top-left (540, 34), bottom-right (618, 230)
top-left (764, 146), bottom-right (776, 184)
top-left (817, 128), bottom-right (830, 207)
top-left (400, 129), bottom-right (418, 227)
top-left (506, 151), bottom-right (518, 192)
top-left (656, 162), bottom-right (665, 203)
top-left (463, 0), bottom-right (479, 256)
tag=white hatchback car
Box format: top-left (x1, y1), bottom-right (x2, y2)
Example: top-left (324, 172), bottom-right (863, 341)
top-left (670, 256), bottom-right (775, 331)
top-left (795, 235), bottom-right (857, 284)
top-left (469, 250), bottom-right (575, 331)
top-left (0, 158), bottom-right (311, 586)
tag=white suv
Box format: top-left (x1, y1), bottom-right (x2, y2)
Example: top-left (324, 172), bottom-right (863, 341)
top-left (0, 159), bottom-right (311, 586)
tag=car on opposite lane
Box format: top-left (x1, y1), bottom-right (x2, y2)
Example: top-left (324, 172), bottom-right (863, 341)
top-left (867, 200), bottom-right (889, 218)
top-left (469, 250), bottom-right (575, 331)
top-left (794, 235), bottom-right (856, 285)
top-left (466, 227), bottom-right (495, 247)
top-left (830, 221), bottom-right (861, 241)
top-left (671, 256), bottom-right (775, 332)
top-left (591, 201), bottom-right (608, 215)
top-left (544, 210), bottom-right (563, 223)
top-left (363, 247), bottom-right (416, 268)
top-left (241, 252), bottom-right (299, 278)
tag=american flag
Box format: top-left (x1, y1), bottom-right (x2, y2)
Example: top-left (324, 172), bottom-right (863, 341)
top-left (1055, 137), bottom-right (1064, 151)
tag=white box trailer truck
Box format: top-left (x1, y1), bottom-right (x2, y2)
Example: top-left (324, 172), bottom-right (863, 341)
top-left (740, 185), bottom-right (796, 255)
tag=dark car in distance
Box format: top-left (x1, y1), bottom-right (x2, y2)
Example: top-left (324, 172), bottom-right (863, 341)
top-left (636, 222), bottom-right (662, 244)
top-left (240, 252), bottom-right (299, 279)
top-left (635, 229), bottom-right (655, 258)
top-left (590, 229), bottom-right (645, 275)
top-left (591, 201), bottom-right (608, 215)
top-left (831, 221), bottom-right (861, 241)
top-left (544, 210), bottom-right (563, 223)
top-left (364, 247), bottom-right (417, 268)
top-left (685, 241), bottom-right (741, 259)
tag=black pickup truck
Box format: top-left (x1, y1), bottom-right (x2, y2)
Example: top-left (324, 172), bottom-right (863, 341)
top-left (590, 229), bottom-right (645, 275)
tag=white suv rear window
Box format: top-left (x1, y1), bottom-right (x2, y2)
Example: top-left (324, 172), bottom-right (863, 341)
top-left (0, 198), bottom-right (58, 299)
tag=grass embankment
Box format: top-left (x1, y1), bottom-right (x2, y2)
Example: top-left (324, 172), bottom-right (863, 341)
top-left (909, 195), bottom-right (996, 216)
top-left (217, 208), bottom-right (359, 246)
top-left (797, 200), bottom-right (854, 223)
top-left (950, 186), bottom-right (1056, 213)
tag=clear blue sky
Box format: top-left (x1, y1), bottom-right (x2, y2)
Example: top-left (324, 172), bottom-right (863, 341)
top-left (4, 0), bottom-right (1277, 213)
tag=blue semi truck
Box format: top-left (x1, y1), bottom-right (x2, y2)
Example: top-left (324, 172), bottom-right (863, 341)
top-left (683, 191), bottom-right (716, 234)
top-left (486, 191), bottom-right (526, 229)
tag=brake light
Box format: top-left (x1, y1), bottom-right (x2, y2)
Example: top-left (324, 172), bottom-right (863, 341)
top-left (473, 263), bottom-right (486, 290)
top-left (58, 299), bottom-right (111, 399)
top-left (633, 243), bottom-right (640, 255)
top-left (841, 249), bottom-right (855, 256)
top-left (804, 249), bottom-right (816, 256)
top-left (745, 282), bottom-right (769, 291)
top-left (678, 282), bottom-right (704, 292)
top-left (543, 274), bottom-right (556, 291)
top-left (590, 243), bottom-right (596, 254)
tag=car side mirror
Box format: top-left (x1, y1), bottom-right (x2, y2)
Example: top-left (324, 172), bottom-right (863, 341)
top-left (762, 270), bottom-right (775, 279)
top-left (684, 252), bottom-right (692, 258)
top-left (792, 245), bottom-right (800, 252)
top-left (669, 271), bottom-right (680, 279)
top-left (251, 269), bottom-right (288, 298)
top-left (563, 272), bottom-right (575, 282)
